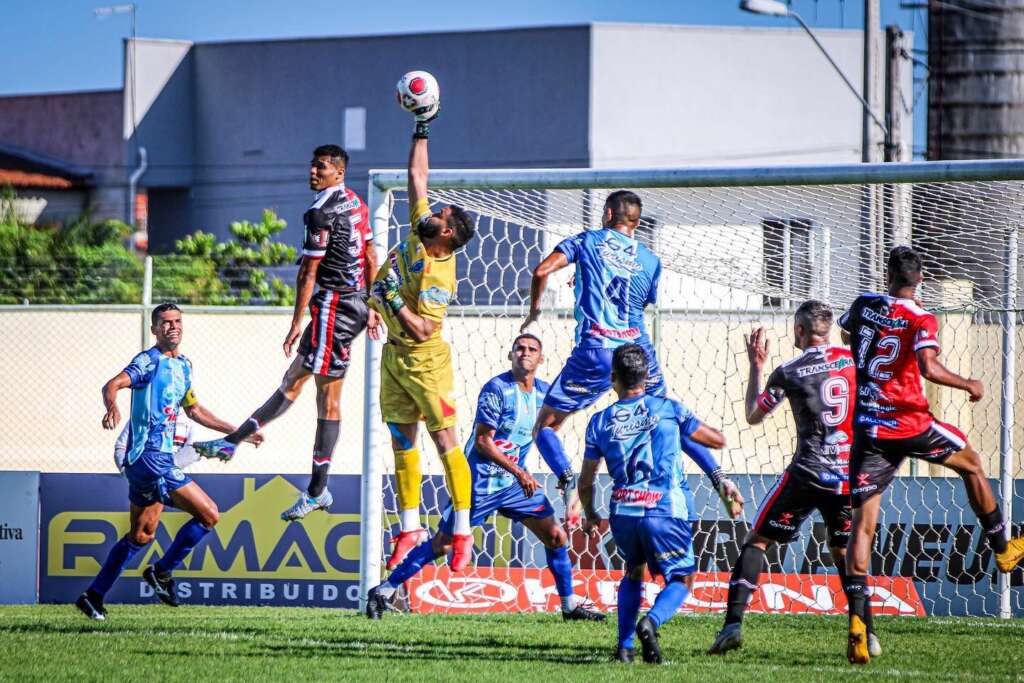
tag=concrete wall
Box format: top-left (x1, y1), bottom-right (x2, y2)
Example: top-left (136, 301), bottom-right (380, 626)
top-left (173, 26), bottom-right (591, 244)
top-left (2, 308), bottom-right (1018, 482)
top-left (0, 90), bottom-right (125, 220)
top-left (590, 24), bottom-right (912, 168)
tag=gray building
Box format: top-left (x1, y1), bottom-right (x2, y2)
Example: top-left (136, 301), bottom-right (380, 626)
top-left (0, 23), bottom-right (903, 253)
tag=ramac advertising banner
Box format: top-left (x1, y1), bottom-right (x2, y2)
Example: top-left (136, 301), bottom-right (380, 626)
top-left (40, 474), bottom-right (361, 607)
top-left (0, 471), bottom-right (40, 604)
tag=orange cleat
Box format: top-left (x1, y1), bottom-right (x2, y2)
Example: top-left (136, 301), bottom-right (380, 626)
top-left (449, 533), bottom-right (474, 572)
top-left (386, 529), bottom-right (428, 570)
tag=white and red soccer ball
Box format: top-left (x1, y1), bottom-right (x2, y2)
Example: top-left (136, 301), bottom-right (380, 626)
top-left (396, 70), bottom-right (440, 119)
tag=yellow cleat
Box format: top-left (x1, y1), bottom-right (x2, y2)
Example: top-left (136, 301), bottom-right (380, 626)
top-left (847, 615), bottom-right (870, 665)
top-left (995, 537), bottom-right (1024, 573)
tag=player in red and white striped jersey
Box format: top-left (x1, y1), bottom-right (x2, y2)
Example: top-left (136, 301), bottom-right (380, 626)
top-left (838, 246), bottom-right (1024, 664)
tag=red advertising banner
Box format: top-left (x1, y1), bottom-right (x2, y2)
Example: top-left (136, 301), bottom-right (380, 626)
top-left (406, 567), bottom-right (925, 616)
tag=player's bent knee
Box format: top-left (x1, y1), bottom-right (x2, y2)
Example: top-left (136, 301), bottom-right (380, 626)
top-left (130, 530), bottom-right (154, 545)
top-left (544, 525), bottom-right (567, 548)
top-left (626, 565), bottom-right (645, 581)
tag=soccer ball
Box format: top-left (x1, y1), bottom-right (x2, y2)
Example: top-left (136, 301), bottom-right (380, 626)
top-left (396, 70), bottom-right (440, 119)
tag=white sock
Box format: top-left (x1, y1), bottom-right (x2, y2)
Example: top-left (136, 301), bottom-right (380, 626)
top-left (401, 508), bottom-right (421, 532)
top-left (560, 594), bottom-right (578, 613)
top-left (379, 583), bottom-right (398, 598)
top-left (453, 509), bottom-right (471, 535)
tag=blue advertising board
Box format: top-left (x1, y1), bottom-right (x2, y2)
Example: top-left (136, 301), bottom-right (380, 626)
top-left (0, 471), bottom-right (39, 604)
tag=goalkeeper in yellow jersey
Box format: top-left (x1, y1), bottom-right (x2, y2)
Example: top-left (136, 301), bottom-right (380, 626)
top-left (369, 103), bottom-right (477, 572)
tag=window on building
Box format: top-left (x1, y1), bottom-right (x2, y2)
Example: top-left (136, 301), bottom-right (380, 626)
top-left (762, 217), bottom-right (813, 308)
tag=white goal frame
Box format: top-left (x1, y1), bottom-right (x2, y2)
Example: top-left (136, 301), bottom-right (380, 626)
top-left (360, 158), bottom-right (1024, 616)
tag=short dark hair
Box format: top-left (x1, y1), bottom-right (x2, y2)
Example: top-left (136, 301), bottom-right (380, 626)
top-left (794, 299), bottom-right (833, 337)
top-left (446, 205), bottom-right (476, 250)
top-left (887, 245), bottom-right (923, 288)
top-left (313, 144), bottom-right (349, 169)
top-left (513, 332), bottom-right (542, 350)
top-left (151, 302), bottom-right (181, 326)
top-left (612, 343), bottom-right (649, 390)
top-left (605, 190), bottom-right (643, 225)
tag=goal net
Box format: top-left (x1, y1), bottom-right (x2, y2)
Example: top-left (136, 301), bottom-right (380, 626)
top-left (361, 161), bottom-right (1024, 618)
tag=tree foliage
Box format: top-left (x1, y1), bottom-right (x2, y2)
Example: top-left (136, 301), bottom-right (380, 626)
top-left (0, 189), bottom-right (296, 306)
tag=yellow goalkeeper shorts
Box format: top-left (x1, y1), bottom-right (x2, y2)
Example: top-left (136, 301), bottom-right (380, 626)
top-left (380, 341), bottom-right (458, 432)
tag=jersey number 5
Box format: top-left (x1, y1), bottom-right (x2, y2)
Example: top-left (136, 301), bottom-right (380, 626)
top-left (820, 376), bottom-right (850, 427)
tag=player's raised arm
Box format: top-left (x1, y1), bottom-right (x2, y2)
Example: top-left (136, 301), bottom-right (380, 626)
top-left (100, 371), bottom-right (132, 430)
top-left (744, 327), bottom-right (771, 424)
top-left (522, 249), bottom-right (570, 332)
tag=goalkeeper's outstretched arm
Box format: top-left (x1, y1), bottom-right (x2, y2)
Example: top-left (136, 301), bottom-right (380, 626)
top-left (407, 136), bottom-right (429, 210)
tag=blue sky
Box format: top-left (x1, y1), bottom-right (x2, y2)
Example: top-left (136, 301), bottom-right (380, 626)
top-left (0, 0), bottom-right (929, 154)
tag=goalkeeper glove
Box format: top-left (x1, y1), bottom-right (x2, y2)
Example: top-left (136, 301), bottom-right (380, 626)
top-left (709, 468), bottom-right (744, 519)
top-left (372, 272), bottom-right (404, 314)
top-left (413, 105), bottom-right (440, 138)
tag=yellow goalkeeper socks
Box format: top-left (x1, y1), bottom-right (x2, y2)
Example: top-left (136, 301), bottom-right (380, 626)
top-left (394, 447), bottom-right (422, 532)
top-left (440, 446), bottom-right (473, 534)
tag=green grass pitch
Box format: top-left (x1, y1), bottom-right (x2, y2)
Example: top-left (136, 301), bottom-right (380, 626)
top-left (0, 606), bottom-right (1019, 681)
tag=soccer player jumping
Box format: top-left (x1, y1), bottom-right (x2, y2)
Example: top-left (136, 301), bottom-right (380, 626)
top-left (580, 344), bottom-right (743, 664)
top-left (521, 190), bottom-right (666, 517)
top-left (369, 103), bottom-right (478, 571)
top-left (708, 301), bottom-right (877, 656)
top-left (840, 246), bottom-right (1024, 664)
top-left (366, 334), bottom-right (604, 621)
top-left (194, 144), bottom-right (380, 521)
top-left (77, 303), bottom-right (262, 620)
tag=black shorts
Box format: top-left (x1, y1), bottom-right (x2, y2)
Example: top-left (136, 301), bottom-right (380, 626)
top-left (297, 289), bottom-right (368, 378)
top-left (850, 420), bottom-right (967, 507)
top-left (751, 468), bottom-right (851, 546)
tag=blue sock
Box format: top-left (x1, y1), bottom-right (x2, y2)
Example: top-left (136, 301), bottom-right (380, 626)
top-left (89, 535), bottom-right (145, 597)
top-left (535, 427), bottom-right (572, 477)
top-left (154, 518), bottom-right (211, 575)
top-left (387, 537), bottom-right (442, 587)
top-left (545, 545), bottom-right (574, 602)
top-left (648, 579), bottom-right (690, 628)
top-left (617, 577), bottom-right (643, 649)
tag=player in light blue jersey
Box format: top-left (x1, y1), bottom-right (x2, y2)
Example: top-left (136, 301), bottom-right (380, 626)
top-left (521, 191), bottom-right (666, 516)
top-left (75, 303), bottom-right (262, 620)
top-left (366, 333), bottom-right (604, 622)
top-left (580, 344), bottom-right (744, 664)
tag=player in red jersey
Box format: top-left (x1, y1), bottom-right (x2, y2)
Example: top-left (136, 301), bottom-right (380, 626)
top-left (194, 144), bottom-right (381, 521)
top-left (708, 300), bottom-right (876, 656)
top-left (839, 246), bottom-right (1024, 664)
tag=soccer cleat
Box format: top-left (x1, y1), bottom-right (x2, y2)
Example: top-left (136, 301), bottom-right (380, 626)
top-left (449, 533), bottom-right (474, 572)
top-left (613, 646), bottom-right (635, 663)
top-left (365, 585), bottom-right (390, 620)
top-left (193, 438), bottom-right (236, 462)
top-left (847, 614), bottom-right (870, 665)
top-left (995, 536), bottom-right (1024, 573)
top-left (143, 566), bottom-right (180, 607)
top-left (562, 603), bottom-right (606, 621)
top-left (707, 623), bottom-right (743, 655)
top-left (280, 489), bottom-right (333, 522)
top-left (386, 529), bottom-right (428, 570)
top-left (635, 615), bottom-right (663, 664)
top-left (75, 592), bottom-right (107, 621)
top-left (868, 632), bottom-right (882, 658)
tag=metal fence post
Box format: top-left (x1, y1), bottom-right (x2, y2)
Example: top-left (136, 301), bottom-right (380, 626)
top-left (999, 226), bottom-right (1018, 619)
top-left (140, 255), bottom-right (153, 350)
top-left (358, 178), bottom-right (389, 610)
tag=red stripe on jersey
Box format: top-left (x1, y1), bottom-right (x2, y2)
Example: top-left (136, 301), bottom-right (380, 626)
top-left (317, 291), bottom-right (340, 376)
top-left (309, 304), bottom-right (321, 349)
top-left (754, 471), bottom-right (790, 532)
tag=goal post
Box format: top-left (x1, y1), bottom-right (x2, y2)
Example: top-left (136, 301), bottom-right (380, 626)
top-left (360, 159), bottom-right (1024, 617)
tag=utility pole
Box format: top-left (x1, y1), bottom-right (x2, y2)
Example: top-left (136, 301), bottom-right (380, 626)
top-left (862, 0), bottom-right (882, 162)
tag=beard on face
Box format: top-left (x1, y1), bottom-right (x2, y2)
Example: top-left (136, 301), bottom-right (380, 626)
top-left (416, 218), bottom-right (442, 240)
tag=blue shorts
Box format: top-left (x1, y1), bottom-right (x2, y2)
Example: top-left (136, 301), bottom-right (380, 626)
top-left (544, 344), bottom-right (666, 413)
top-left (610, 515), bottom-right (695, 582)
top-left (438, 484), bottom-right (555, 535)
top-left (124, 449), bottom-right (192, 507)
